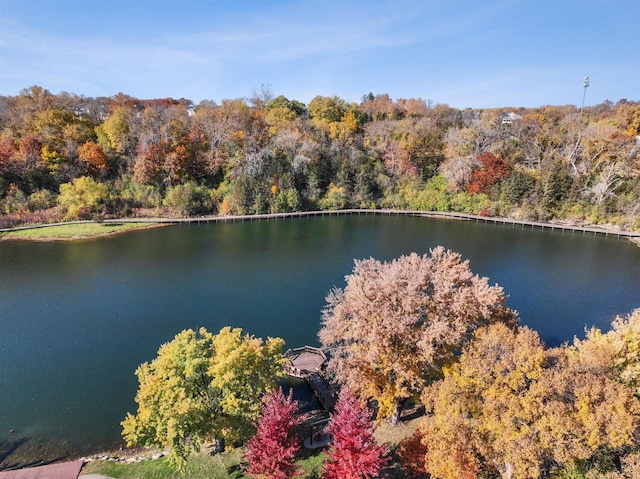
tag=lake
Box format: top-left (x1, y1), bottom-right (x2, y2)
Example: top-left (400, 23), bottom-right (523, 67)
top-left (1, 214), bottom-right (639, 468)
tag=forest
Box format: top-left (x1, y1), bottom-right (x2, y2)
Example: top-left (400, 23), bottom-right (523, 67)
top-left (1, 86), bottom-right (639, 230)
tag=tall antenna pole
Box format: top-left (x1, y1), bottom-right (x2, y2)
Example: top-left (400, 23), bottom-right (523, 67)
top-left (581, 76), bottom-right (590, 113)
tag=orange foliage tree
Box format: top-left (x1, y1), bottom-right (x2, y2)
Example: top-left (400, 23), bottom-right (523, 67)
top-left (467, 152), bottom-right (511, 194)
top-left (77, 141), bottom-right (109, 177)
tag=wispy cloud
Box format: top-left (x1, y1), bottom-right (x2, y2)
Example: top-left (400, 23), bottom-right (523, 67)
top-left (1, 16), bottom-right (212, 96)
top-left (1, 0), bottom-right (637, 106)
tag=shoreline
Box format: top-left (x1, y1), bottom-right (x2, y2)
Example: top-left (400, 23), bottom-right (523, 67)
top-left (0, 222), bottom-right (169, 242)
top-left (1, 209), bottom-right (638, 243)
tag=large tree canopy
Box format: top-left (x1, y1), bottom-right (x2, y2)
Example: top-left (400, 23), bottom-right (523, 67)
top-left (3, 87), bottom-right (640, 231)
top-left (318, 246), bottom-right (517, 423)
top-left (572, 308), bottom-right (640, 397)
top-left (422, 323), bottom-right (640, 479)
top-left (121, 326), bottom-right (285, 469)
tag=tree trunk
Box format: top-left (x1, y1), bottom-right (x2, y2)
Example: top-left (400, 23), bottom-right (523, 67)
top-left (503, 461), bottom-right (513, 479)
top-left (389, 400), bottom-right (401, 426)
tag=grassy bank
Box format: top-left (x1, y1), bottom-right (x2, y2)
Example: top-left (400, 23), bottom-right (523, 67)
top-left (0, 222), bottom-right (163, 241)
top-left (79, 415), bottom-right (424, 478)
top-left (79, 447), bottom-right (325, 479)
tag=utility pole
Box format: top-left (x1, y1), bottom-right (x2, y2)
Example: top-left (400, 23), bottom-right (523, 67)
top-left (580, 76), bottom-right (590, 112)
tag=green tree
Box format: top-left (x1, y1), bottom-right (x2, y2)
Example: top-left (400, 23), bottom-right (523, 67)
top-left (539, 160), bottom-right (574, 217)
top-left (499, 169), bottom-right (535, 205)
top-left (121, 327), bottom-right (285, 469)
top-left (162, 181), bottom-right (214, 216)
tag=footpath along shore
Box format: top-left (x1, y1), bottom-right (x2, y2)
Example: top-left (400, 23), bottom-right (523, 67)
top-left (1, 209), bottom-right (639, 242)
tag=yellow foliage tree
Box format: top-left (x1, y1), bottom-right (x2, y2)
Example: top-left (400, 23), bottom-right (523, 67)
top-left (57, 176), bottom-right (108, 219)
top-left (121, 327), bottom-right (285, 469)
top-left (572, 308), bottom-right (640, 397)
top-left (423, 323), bottom-right (640, 479)
top-left (98, 106), bottom-right (133, 155)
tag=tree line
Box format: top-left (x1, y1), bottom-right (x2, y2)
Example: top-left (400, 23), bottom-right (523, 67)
top-left (1, 86), bottom-right (639, 230)
top-left (122, 247), bottom-right (640, 478)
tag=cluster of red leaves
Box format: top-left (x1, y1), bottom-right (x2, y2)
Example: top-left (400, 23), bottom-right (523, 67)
top-left (398, 429), bottom-right (429, 478)
top-left (322, 388), bottom-right (389, 479)
top-left (467, 152), bottom-right (511, 194)
top-left (452, 449), bottom-right (482, 479)
top-left (244, 387), bottom-right (303, 479)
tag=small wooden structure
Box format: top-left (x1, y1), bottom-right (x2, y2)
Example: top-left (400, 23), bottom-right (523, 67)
top-left (284, 346), bottom-right (337, 412)
top-left (304, 417), bottom-right (331, 449)
top-left (284, 346), bottom-right (326, 378)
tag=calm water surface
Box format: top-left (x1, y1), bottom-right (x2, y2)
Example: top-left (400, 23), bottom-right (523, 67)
top-left (1, 215), bottom-right (639, 467)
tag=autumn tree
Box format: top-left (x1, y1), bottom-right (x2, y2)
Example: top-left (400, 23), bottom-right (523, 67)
top-left (57, 175), bottom-right (108, 219)
top-left (361, 93), bottom-right (399, 121)
top-left (322, 388), bottom-right (388, 479)
top-left (307, 95), bottom-right (361, 142)
top-left (308, 95), bottom-right (349, 125)
top-left (422, 322), bottom-right (640, 479)
top-left (264, 95), bottom-right (307, 135)
top-left (394, 116), bottom-right (445, 179)
top-left (397, 97), bottom-right (431, 118)
top-left (121, 327), bottom-right (285, 469)
top-left (96, 104), bottom-right (135, 156)
top-left (132, 142), bottom-right (167, 185)
top-left (318, 247), bottom-right (517, 424)
top-left (467, 152), bottom-right (511, 194)
top-left (398, 429), bottom-right (429, 478)
top-left (244, 387), bottom-right (302, 479)
top-left (572, 308), bottom-right (640, 397)
top-left (77, 141), bottom-right (109, 177)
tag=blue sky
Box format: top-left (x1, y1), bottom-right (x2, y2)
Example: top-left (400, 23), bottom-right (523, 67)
top-left (1, 0), bottom-right (638, 109)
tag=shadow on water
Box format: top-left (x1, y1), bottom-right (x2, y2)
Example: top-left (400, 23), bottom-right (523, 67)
top-left (0, 436), bottom-right (27, 468)
top-left (0, 435), bottom-right (71, 471)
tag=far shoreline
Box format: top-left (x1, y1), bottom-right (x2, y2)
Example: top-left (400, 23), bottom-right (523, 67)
top-left (1, 209), bottom-right (639, 243)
